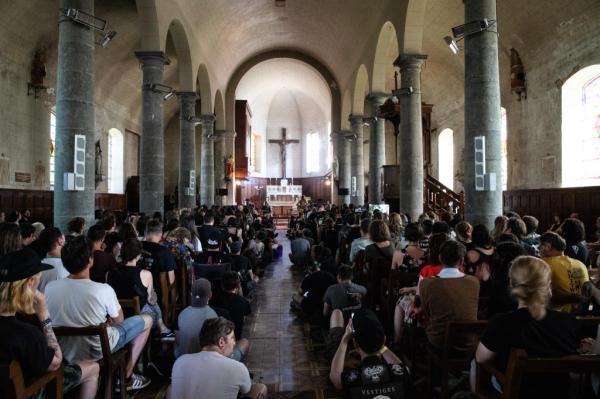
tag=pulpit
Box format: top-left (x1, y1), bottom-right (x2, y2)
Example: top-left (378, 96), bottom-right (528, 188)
top-left (267, 180), bottom-right (302, 217)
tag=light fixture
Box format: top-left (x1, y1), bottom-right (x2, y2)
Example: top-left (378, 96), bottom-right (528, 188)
top-left (144, 83), bottom-right (176, 101)
top-left (443, 19), bottom-right (496, 55)
top-left (62, 8), bottom-right (117, 48)
top-left (391, 86), bottom-right (414, 103)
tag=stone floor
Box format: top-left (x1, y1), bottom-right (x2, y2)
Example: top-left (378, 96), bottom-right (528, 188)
top-left (136, 230), bottom-right (341, 399)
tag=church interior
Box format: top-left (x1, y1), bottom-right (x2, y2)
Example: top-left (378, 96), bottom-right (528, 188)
top-left (1, 0), bottom-right (600, 398)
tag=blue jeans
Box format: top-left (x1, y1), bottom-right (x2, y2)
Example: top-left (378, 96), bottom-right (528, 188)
top-left (112, 316), bottom-right (146, 352)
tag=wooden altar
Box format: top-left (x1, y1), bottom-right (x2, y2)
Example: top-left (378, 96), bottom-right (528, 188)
top-left (267, 182), bottom-right (302, 217)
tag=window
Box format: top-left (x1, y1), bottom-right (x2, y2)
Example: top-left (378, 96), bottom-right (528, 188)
top-left (251, 133), bottom-right (261, 173)
top-left (326, 122), bottom-right (332, 169)
top-left (108, 128), bottom-right (124, 193)
top-left (501, 107), bottom-right (508, 190)
top-left (306, 131), bottom-right (320, 173)
top-left (562, 65), bottom-right (600, 187)
top-left (49, 112), bottom-right (56, 189)
top-left (437, 128), bottom-right (454, 189)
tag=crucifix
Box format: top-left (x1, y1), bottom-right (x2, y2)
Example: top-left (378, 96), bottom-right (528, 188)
top-left (268, 128), bottom-right (299, 178)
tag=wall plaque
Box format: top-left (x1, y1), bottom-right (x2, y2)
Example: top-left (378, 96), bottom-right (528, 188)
top-left (15, 172), bottom-right (31, 183)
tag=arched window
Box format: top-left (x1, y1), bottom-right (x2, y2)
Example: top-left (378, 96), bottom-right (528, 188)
top-left (437, 128), bottom-right (454, 189)
top-left (306, 131), bottom-right (320, 173)
top-left (49, 112), bottom-right (56, 189)
top-left (108, 128), bottom-right (124, 193)
top-left (562, 65), bottom-right (600, 187)
top-left (501, 107), bottom-right (508, 190)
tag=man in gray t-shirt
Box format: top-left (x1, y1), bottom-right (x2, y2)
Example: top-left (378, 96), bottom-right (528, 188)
top-left (290, 230), bottom-right (312, 266)
top-left (176, 278), bottom-right (218, 357)
top-left (323, 265), bottom-right (367, 316)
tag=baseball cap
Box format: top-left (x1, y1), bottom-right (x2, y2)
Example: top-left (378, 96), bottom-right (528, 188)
top-left (352, 309), bottom-right (385, 354)
top-left (230, 240), bottom-right (242, 254)
top-left (0, 248), bottom-right (52, 282)
top-left (206, 230), bottom-right (221, 249)
top-left (191, 278), bottom-right (212, 307)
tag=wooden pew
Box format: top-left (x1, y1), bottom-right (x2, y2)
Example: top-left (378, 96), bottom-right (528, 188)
top-left (0, 361), bottom-right (63, 399)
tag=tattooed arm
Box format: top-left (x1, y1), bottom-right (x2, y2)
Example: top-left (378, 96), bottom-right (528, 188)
top-left (34, 290), bottom-right (63, 371)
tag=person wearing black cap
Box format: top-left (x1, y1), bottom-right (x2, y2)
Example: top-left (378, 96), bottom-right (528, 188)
top-left (0, 248), bottom-right (100, 398)
top-left (329, 309), bottom-right (411, 397)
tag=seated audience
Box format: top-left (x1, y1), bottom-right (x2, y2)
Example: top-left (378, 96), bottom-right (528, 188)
top-left (349, 218), bottom-right (373, 263)
top-left (46, 236), bottom-right (153, 391)
top-left (66, 217), bottom-right (85, 242)
top-left (195, 230), bottom-right (233, 264)
top-left (140, 219), bottom-right (176, 306)
top-left (455, 221), bottom-right (474, 251)
top-left (0, 248), bottom-right (100, 398)
top-left (28, 222), bottom-right (47, 258)
top-left (539, 231), bottom-right (589, 312)
top-left (506, 217), bottom-right (536, 256)
top-left (19, 223), bottom-right (36, 248)
top-left (420, 240), bottom-right (479, 351)
top-left (289, 228), bottom-right (311, 267)
top-left (474, 256), bottom-right (580, 398)
top-left (490, 215), bottom-right (508, 244)
top-left (87, 224), bottom-right (117, 283)
top-left (230, 240), bottom-right (257, 297)
top-left (486, 241), bottom-right (525, 317)
top-left (291, 261), bottom-right (336, 317)
top-left (1, 222), bottom-right (22, 256)
top-left (521, 215), bottom-right (540, 247)
top-left (465, 224), bottom-right (495, 295)
top-left (169, 317), bottom-right (267, 399)
top-left (561, 218), bottom-right (590, 265)
top-left (38, 227), bottom-right (69, 292)
top-left (211, 271), bottom-right (251, 340)
top-left (198, 213), bottom-right (222, 251)
top-left (107, 238), bottom-right (174, 341)
top-left (323, 265), bottom-right (367, 317)
top-left (391, 222), bottom-right (427, 272)
top-left (329, 309), bottom-right (410, 395)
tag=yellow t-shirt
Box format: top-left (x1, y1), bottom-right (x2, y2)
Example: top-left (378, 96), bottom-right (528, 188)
top-left (543, 255), bottom-right (589, 312)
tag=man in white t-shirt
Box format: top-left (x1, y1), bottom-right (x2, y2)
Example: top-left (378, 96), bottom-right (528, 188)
top-left (46, 236), bottom-right (153, 392)
top-left (169, 317), bottom-right (267, 399)
top-left (38, 227), bottom-right (69, 292)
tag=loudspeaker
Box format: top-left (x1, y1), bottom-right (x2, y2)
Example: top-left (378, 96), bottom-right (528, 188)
top-left (189, 170), bottom-right (195, 190)
top-left (73, 134), bottom-right (86, 191)
top-left (474, 136), bottom-right (485, 191)
top-left (217, 188), bottom-right (228, 196)
top-left (338, 188), bottom-right (349, 195)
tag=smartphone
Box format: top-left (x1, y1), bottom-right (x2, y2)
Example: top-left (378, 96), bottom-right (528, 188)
top-left (350, 313), bottom-right (355, 335)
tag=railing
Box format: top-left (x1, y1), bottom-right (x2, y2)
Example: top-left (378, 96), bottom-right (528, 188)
top-left (424, 174), bottom-right (464, 216)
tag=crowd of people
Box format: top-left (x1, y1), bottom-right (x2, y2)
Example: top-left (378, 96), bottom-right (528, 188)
top-left (1, 203), bottom-right (600, 398)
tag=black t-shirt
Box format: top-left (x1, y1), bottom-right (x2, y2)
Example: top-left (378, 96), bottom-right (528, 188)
top-left (197, 225), bottom-right (223, 250)
top-left (230, 254), bottom-right (251, 274)
top-left (210, 292), bottom-right (251, 339)
top-left (342, 355), bottom-right (411, 399)
top-left (480, 308), bottom-right (579, 398)
top-left (90, 250), bottom-right (118, 283)
top-left (301, 270), bottom-right (336, 303)
top-left (139, 241), bottom-right (175, 302)
top-left (565, 242), bottom-right (589, 265)
top-left (0, 316), bottom-right (54, 383)
top-left (195, 251), bottom-right (232, 265)
top-left (107, 265), bottom-right (149, 309)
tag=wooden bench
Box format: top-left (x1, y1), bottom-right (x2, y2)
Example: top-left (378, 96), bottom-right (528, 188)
top-left (159, 271), bottom-right (178, 328)
top-left (0, 361), bottom-right (63, 399)
top-left (426, 320), bottom-right (488, 399)
top-left (476, 348), bottom-right (600, 399)
top-left (53, 324), bottom-right (129, 399)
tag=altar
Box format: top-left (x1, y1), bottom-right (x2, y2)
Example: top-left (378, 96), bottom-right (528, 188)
top-left (266, 179), bottom-right (302, 217)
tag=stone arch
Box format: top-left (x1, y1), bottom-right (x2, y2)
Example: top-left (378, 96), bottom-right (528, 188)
top-left (214, 90), bottom-right (225, 130)
top-left (196, 64), bottom-right (213, 115)
top-left (341, 90), bottom-right (352, 130)
top-left (225, 49), bottom-right (341, 134)
top-left (135, 0), bottom-right (162, 50)
top-left (164, 19), bottom-right (194, 91)
top-left (372, 21), bottom-right (399, 93)
top-left (400, 0), bottom-right (428, 54)
top-left (352, 64), bottom-right (370, 115)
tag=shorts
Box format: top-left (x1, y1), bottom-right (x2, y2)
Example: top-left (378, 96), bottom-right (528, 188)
top-left (141, 302), bottom-right (163, 325)
top-left (112, 315), bottom-right (146, 352)
top-left (32, 363), bottom-right (82, 399)
top-left (230, 347), bottom-right (244, 362)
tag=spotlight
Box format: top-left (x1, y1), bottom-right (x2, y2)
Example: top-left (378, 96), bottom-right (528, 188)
top-left (444, 36), bottom-right (459, 55)
top-left (163, 91), bottom-right (176, 101)
top-left (100, 30), bottom-right (117, 48)
top-left (443, 19), bottom-right (496, 55)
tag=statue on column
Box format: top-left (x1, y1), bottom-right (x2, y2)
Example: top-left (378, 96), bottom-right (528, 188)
top-left (225, 154), bottom-right (234, 181)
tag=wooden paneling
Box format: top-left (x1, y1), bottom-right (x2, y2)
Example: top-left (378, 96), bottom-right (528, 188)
top-left (238, 176), bottom-right (333, 206)
top-left (0, 188), bottom-right (127, 227)
top-left (503, 186), bottom-right (600, 239)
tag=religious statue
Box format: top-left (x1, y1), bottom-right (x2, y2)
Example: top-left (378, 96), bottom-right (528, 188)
top-left (30, 47), bottom-right (47, 87)
top-left (510, 48), bottom-right (527, 101)
top-left (332, 156), bottom-right (339, 177)
top-left (95, 140), bottom-right (103, 186)
top-left (225, 154), bottom-right (234, 181)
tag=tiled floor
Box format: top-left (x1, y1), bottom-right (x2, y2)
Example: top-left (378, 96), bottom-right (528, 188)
top-left (243, 231), bottom-right (341, 398)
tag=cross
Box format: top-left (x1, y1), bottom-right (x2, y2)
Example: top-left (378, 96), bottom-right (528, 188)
top-left (268, 128), bottom-right (299, 178)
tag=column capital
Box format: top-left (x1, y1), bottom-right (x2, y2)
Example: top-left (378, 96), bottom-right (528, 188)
top-left (348, 114), bottom-right (364, 127)
top-left (199, 114), bottom-right (216, 125)
top-left (367, 92), bottom-right (389, 107)
top-left (220, 130), bottom-right (236, 139)
top-left (393, 53), bottom-right (427, 69)
top-left (213, 129), bottom-right (226, 141)
top-left (176, 91), bottom-right (197, 101)
top-left (134, 51), bottom-right (171, 66)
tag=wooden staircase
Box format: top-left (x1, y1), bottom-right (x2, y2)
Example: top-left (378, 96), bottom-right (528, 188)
top-left (424, 174), bottom-right (464, 216)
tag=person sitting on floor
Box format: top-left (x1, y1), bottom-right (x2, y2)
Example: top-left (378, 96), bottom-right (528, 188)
top-left (349, 218), bottom-right (373, 264)
top-left (45, 236), bottom-right (153, 392)
top-left (289, 229), bottom-right (311, 267)
top-left (323, 265), bottom-right (367, 318)
top-left (291, 260), bottom-right (336, 318)
top-left (329, 309), bottom-right (411, 396)
top-left (169, 317), bottom-right (267, 399)
top-left (0, 248), bottom-right (100, 399)
top-left (210, 271), bottom-right (252, 342)
top-left (107, 238), bottom-right (175, 342)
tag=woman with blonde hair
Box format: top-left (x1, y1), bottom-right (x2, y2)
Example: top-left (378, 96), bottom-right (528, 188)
top-left (473, 256), bottom-right (580, 397)
top-left (388, 212), bottom-right (404, 249)
top-left (0, 248), bottom-right (99, 398)
top-left (490, 215), bottom-right (508, 243)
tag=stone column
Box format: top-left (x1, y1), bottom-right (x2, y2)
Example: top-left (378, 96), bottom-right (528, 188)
top-left (214, 130), bottom-right (225, 206)
top-left (222, 131), bottom-right (236, 205)
top-left (135, 51), bottom-right (169, 215)
top-left (336, 130), bottom-right (352, 205)
top-left (464, 0), bottom-right (502, 227)
top-left (395, 54), bottom-right (427, 222)
top-left (177, 92), bottom-right (197, 210)
top-left (367, 93), bottom-right (388, 204)
top-left (199, 114), bottom-right (216, 206)
top-left (349, 115), bottom-right (365, 206)
top-left (54, 0), bottom-right (96, 230)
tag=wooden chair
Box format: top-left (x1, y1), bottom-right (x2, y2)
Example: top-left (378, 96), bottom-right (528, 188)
top-left (426, 320), bottom-right (488, 399)
top-left (118, 296), bottom-right (141, 318)
top-left (159, 271), bottom-right (178, 328)
top-left (176, 257), bottom-right (190, 308)
top-left (476, 349), bottom-right (600, 399)
top-left (0, 361), bottom-right (63, 399)
top-left (366, 257), bottom-right (393, 311)
top-left (53, 324), bottom-right (129, 399)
